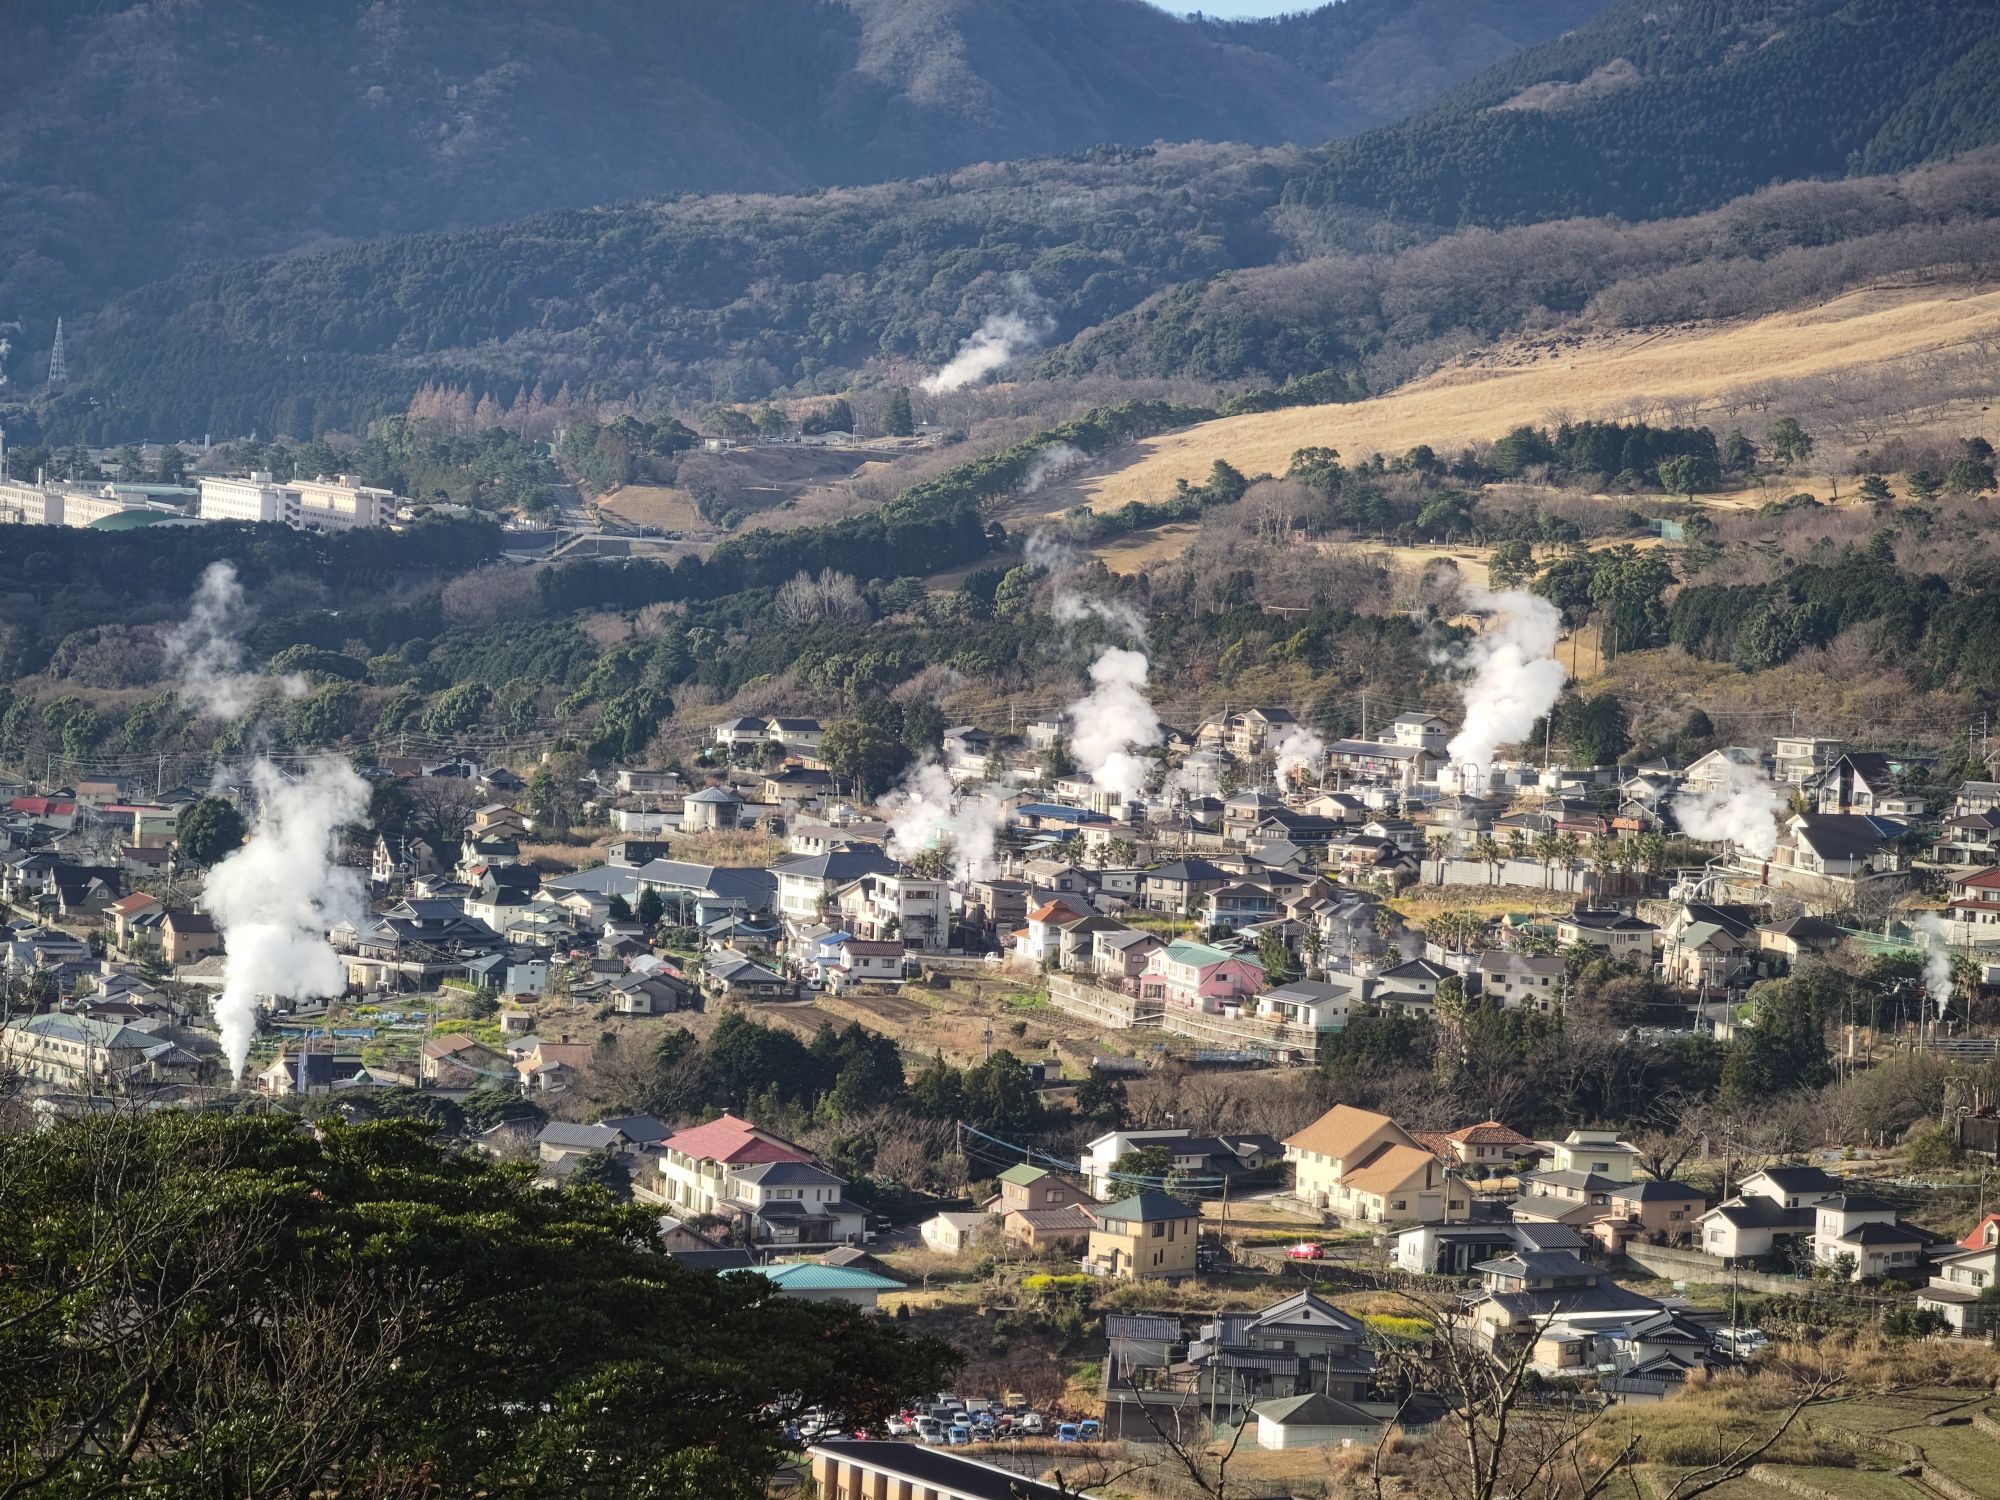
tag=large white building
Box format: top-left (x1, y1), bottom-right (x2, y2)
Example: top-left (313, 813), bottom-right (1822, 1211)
top-left (199, 471), bottom-right (394, 531)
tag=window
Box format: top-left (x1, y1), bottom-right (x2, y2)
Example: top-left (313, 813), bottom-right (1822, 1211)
top-left (1152, 1222), bottom-right (1164, 1238)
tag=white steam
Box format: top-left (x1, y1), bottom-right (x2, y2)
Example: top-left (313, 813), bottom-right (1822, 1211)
top-left (163, 561), bottom-right (305, 720)
top-left (1067, 646), bottom-right (1162, 802)
top-left (202, 757), bottom-right (370, 1081)
top-left (1913, 913), bottom-right (1955, 1018)
top-left (1026, 528), bottom-right (1148, 639)
top-left (1270, 724), bottom-right (1327, 788)
top-left (1442, 588), bottom-right (1567, 776)
top-left (1022, 443), bottom-right (1085, 495)
top-left (921, 287), bottom-right (1055, 394)
top-left (884, 760), bottom-right (1008, 882)
top-left (1671, 759), bottom-right (1782, 858)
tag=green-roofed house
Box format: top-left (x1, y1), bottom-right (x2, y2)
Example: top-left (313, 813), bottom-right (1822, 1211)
top-left (722, 1260), bottom-right (905, 1310)
top-left (1141, 939), bottom-right (1265, 1015)
top-left (1087, 1190), bottom-right (1199, 1281)
top-left (994, 1162), bottom-right (1085, 1217)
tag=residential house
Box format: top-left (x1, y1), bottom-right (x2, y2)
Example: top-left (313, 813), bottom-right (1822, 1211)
top-left (1324, 737), bottom-right (1437, 789)
top-left (1812, 1191), bottom-right (1925, 1280)
top-left (701, 952), bottom-right (795, 1001)
top-left (1943, 865), bottom-right (2000, 945)
top-left (1916, 1241), bottom-right (2000, 1335)
top-left (648, 1114), bottom-right (865, 1245)
top-left (0, 1012), bottom-right (200, 1092)
top-left (1816, 751), bottom-right (1923, 817)
top-left (1553, 909), bottom-right (1655, 964)
top-left (1087, 1191), bottom-right (1200, 1280)
top-left (421, 1032), bottom-right (510, 1085)
top-left (1463, 1249), bottom-right (1665, 1354)
top-left (1757, 916), bottom-right (1846, 965)
top-left (1077, 1127), bottom-right (1278, 1201)
top-left (1659, 902), bottom-right (1763, 990)
top-left (774, 848), bottom-right (898, 939)
top-left (1587, 1179), bottom-right (1708, 1252)
top-left (1374, 958), bottom-right (1453, 1017)
top-left (1003, 1201), bottom-right (1098, 1252)
top-left (513, 1036), bottom-right (595, 1092)
top-left (107, 892), bottom-right (164, 949)
top-left (1284, 1104), bottom-right (1469, 1225)
top-left (1200, 707), bottom-right (1302, 760)
top-left (1772, 735), bottom-right (1845, 787)
top-left (834, 871), bottom-right (949, 952)
top-left (711, 716), bottom-right (768, 750)
top-left (1139, 939), bottom-right (1265, 1015)
top-left (1416, 1120), bottom-right (1535, 1176)
top-left (921, 1211), bottom-right (988, 1255)
top-left (765, 717), bottom-right (825, 754)
top-left (723, 1261), bottom-right (900, 1309)
top-left (992, 1163), bottom-right (1086, 1215)
top-left (1255, 977), bottom-right (1362, 1035)
top-left (1093, 927), bottom-right (1164, 985)
top-left (823, 937), bottom-right (905, 993)
top-left (1478, 950), bottom-right (1564, 1010)
top-left (160, 909), bottom-right (221, 967)
top-left (615, 768), bottom-right (682, 796)
top-left (1393, 1219), bottom-right (1584, 1277)
top-left (1140, 857), bottom-right (1231, 914)
top-left (682, 785), bottom-right (746, 831)
top-left (1696, 1163), bottom-right (1842, 1264)
top-left (1017, 895), bottom-right (1099, 968)
top-left (609, 969), bottom-right (692, 1015)
top-left (1203, 881), bottom-right (1284, 933)
top-left (1513, 1130), bottom-right (1641, 1226)
top-left (1681, 747), bottom-right (1768, 791)
top-left (760, 766), bottom-right (835, 805)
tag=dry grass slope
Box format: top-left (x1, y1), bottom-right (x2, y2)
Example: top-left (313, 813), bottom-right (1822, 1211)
top-left (1064, 285), bottom-right (2000, 516)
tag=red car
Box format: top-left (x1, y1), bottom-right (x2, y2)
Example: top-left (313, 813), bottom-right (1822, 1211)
top-left (1285, 1241), bottom-right (1324, 1261)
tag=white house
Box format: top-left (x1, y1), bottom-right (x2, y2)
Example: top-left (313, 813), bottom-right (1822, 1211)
top-left (1811, 1191), bottom-right (1925, 1280)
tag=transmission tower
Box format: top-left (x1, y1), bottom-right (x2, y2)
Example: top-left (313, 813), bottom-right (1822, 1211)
top-left (47, 317), bottom-right (67, 386)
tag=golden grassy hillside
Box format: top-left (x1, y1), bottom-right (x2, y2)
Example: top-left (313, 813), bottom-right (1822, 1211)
top-left (1057, 284), bottom-right (2000, 516)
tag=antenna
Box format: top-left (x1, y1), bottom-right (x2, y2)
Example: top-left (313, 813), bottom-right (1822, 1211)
top-left (46, 318), bottom-right (67, 387)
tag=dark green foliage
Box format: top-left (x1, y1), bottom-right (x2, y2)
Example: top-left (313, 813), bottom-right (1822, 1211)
top-left (175, 795), bottom-right (247, 867)
top-left (1285, 0), bottom-right (2000, 230)
top-left (0, 1111), bottom-right (957, 1497)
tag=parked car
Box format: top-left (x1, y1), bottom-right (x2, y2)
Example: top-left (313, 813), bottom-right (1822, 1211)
top-left (1056, 1423), bottom-right (1080, 1444)
top-left (1019, 1413), bottom-right (1045, 1434)
top-left (946, 1425), bottom-right (972, 1446)
top-left (1285, 1241), bottom-right (1325, 1261)
top-left (1002, 1392), bottom-right (1028, 1412)
top-left (1079, 1419), bottom-right (1101, 1441)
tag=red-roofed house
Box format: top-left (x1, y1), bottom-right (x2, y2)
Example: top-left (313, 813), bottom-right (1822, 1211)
top-left (647, 1114), bottom-right (864, 1244)
top-left (108, 892), bottom-right (164, 949)
top-left (1958, 1213), bottom-right (2000, 1251)
top-left (9, 797), bottom-right (77, 830)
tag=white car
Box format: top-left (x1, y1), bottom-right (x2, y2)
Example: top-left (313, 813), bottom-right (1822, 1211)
top-left (1018, 1413), bottom-right (1045, 1435)
top-left (915, 1419), bottom-right (945, 1445)
top-left (886, 1415), bottom-right (913, 1437)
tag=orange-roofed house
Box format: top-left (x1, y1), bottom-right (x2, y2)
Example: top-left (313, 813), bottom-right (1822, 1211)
top-left (1017, 896), bottom-right (1098, 967)
top-left (1419, 1120), bottom-right (1537, 1175)
top-left (513, 1036), bottom-right (595, 1092)
top-left (108, 892), bottom-right (164, 949)
top-left (1285, 1104), bottom-right (1470, 1226)
top-left (1959, 1213), bottom-right (2000, 1251)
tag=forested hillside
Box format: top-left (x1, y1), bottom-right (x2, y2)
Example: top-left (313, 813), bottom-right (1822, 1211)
top-left (1284, 0), bottom-right (2000, 228)
top-left (0, 0), bottom-right (1606, 324)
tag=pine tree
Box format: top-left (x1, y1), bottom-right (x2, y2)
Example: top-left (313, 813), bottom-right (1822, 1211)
top-left (883, 386), bottom-right (914, 437)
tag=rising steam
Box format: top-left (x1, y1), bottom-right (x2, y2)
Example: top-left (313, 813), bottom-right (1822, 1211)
top-left (884, 761), bottom-right (1008, 882)
top-left (1021, 443), bottom-right (1085, 495)
top-left (1270, 724), bottom-right (1328, 788)
top-left (163, 561), bottom-right (305, 720)
top-left (1913, 912), bottom-right (1956, 1018)
top-left (1671, 758), bottom-right (1782, 858)
top-left (1068, 646), bottom-right (1162, 802)
top-left (922, 282), bottom-right (1055, 394)
top-left (202, 758), bottom-right (370, 1081)
top-left (1442, 588), bottom-right (1567, 776)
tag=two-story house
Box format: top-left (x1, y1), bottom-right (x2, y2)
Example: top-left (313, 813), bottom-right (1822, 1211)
top-left (1139, 939), bottom-right (1265, 1014)
top-left (1812, 1191), bottom-right (1926, 1280)
top-left (1478, 950), bottom-right (1564, 1010)
top-left (1917, 1231), bottom-right (2000, 1334)
top-left (646, 1113), bottom-right (864, 1245)
top-left (1087, 1191), bottom-right (1200, 1280)
top-left (1552, 909), bottom-right (1656, 964)
top-left (1284, 1104), bottom-right (1469, 1225)
top-left (1513, 1129), bottom-right (1640, 1225)
top-left (1695, 1163), bottom-right (1841, 1265)
top-left (774, 848), bottom-right (898, 948)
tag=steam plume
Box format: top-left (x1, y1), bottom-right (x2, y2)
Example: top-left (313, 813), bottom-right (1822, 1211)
top-left (1270, 724), bottom-right (1327, 788)
top-left (1913, 912), bottom-right (1955, 1018)
top-left (1067, 646), bottom-right (1161, 801)
top-left (1022, 443), bottom-right (1085, 495)
top-left (1671, 758), bottom-right (1781, 858)
top-left (1027, 528), bottom-right (1148, 639)
top-left (884, 761), bottom-right (1008, 881)
top-left (202, 757), bottom-right (369, 1081)
top-left (163, 561), bottom-right (305, 720)
top-left (1441, 588), bottom-right (1567, 775)
top-left (922, 285), bottom-right (1055, 394)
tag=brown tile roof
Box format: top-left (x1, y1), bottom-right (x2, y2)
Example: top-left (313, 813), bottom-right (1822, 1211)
top-left (1448, 1120), bottom-right (1533, 1148)
top-left (1284, 1104), bottom-right (1413, 1163)
top-left (1340, 1142), bottom-right (1446, 1198)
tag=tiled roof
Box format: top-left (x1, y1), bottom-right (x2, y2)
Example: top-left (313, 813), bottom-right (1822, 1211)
top-left (661, 1113), bottom-right (808, 1168)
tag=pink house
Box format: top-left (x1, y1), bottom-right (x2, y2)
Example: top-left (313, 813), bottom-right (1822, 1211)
top-left (1140, 939), bottom-right (1266, 1013)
